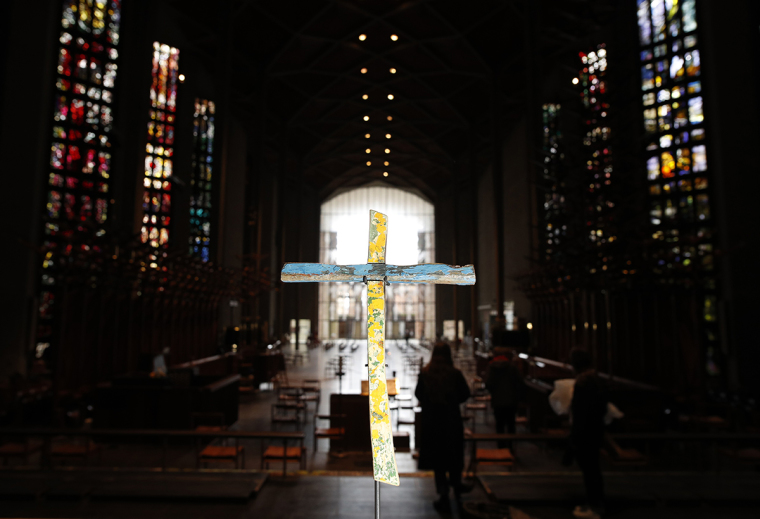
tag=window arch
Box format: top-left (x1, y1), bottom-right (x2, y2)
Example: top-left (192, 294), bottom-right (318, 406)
top-left (318, 186), bottom-right (435, 342)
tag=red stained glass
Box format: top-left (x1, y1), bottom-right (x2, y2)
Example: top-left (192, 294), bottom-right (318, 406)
top-left (161, 194), bottom-right (171, 213)
top-left (49, 173), bottom-right (64, 187)
top-left (39, 0), bottom-right (122, 351)
top-left (98, 152), bottom-right (110, 175)
top-left (96, 199), bottom-right (107, 223)
top-left (143, 42), bottom-right (181, 249)
top-left (80, 195), bottom-right (93, 220)
top-left (54, 96), bottom-right (68, 121)
top-left (58, 48), bottom-right (72, 76)
top-left (75, 54), bottom-right (88, 80)
top-left (48, 191), bottom-right (62, 218)
top-left (51, 144), bottom-right (65, 169)
top-left (70, 99), bottom-right (84, 124)
top-left (64, 193), bottom-right (76, 219)
top-left (66, 145), bottom-right (82, 170)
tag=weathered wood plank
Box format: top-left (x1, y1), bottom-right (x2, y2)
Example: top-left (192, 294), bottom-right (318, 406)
top-left (366, 280), bottom-right (398, 485)
top-left (280, 263), bottom-right (476, 285)
top-left (368, 210), bottom-right (387, 264)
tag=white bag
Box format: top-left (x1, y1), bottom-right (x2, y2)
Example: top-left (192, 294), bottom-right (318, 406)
top-left (547, 378), bottom-right (625, 424)
top-left (549, 378), bottom-right (575, 416)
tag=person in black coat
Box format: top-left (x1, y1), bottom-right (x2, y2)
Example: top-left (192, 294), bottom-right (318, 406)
top-left (415, 343), bottom-right (471, 510)
top-left (569, 348), bottom-right (608, 519)
top-left (485, 347), bottom-right (524, 448)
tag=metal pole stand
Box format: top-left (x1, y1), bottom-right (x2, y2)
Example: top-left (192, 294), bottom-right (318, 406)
top-left (374, 480), bottom-right (380, 519)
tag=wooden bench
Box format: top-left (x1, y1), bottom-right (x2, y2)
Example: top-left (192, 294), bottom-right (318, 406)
top-left (314, 414), bottom-right (346, 447)
top-left (603, 433), bottom-right (647, 466)
top-left (0, 439), bottom-right (42, 466)
top-left (261, 445), bottom-right (305, 470)
top-left (271, 402), bottom-right (304, 428)
top-left (50, 439), bottom-right (101, 466)
top-left (198, 445), bottom-right (245, 469)
top-left (474, 447), bottom-right (514, 472)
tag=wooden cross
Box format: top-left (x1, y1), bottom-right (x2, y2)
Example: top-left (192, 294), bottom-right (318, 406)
top-left (281, 210), bottom-right (475, 487)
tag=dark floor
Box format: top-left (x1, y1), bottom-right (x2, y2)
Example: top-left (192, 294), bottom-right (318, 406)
top-left (2, 473), bottom-right (759, 519)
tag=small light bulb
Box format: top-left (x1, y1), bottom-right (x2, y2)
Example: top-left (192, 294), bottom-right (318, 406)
top-left (572, 77), bottom-right (579, 85)
top-left (387, 116), bottom-right (393, 121)
top-left (365, 148), bottom-right (371, 153)
top-left (365, 133), bottom-right (371, 138)
top-left (359, 34), bottom-right (367, 41)
top-left (390, 34), bottom-right (398, 41)
top-left (383, 172), bottom-right (389, 177)
top-left (363, 115), bottom-right (369, 121)
top-left (384, 161), bottom-right (389, 166)
top-left (387, 94), bottom-right (394, 100)
top-left (361, 68), bottom-right (368, 74)
top-left (362, 94), bottom-right (368, 100)
top-left (366, 161), bottom-right (372, 166)
top-left (389, 68), bottom-right (396, 74)
top-left (178, 74), bottom-right (186, 82)
top-left (384, 148), bottom-right (390, 154)
top-left (385, 134), bottom-right (391, 139)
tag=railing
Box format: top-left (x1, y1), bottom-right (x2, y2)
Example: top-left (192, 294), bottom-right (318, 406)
top-left (464, 432), bottom-right (760, 472)
top-left (522, 354), bottom-right (660, 392)
top-left (0, 428), bottom-right (305, 476)
top-left (171, 352), bottom-right (236, 370)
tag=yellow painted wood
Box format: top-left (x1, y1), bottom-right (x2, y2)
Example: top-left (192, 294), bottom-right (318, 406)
top-left (368, 210), bottom-right (387, 264)
top-left (365, 210), bottom-right (398, 485)
top-left (367, 280), bottom-right (398, 485)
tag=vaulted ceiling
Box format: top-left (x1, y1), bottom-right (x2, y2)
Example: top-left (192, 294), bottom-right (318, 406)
top-left (169, 0), bottom-right (608, 201)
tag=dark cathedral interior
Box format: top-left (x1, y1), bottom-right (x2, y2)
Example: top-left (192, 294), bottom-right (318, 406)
top-left (1, 0), bottom-right (759, 517)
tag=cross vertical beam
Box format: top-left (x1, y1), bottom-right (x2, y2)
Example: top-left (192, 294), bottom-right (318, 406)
top-left (366, 210), bottom-right (399, 486)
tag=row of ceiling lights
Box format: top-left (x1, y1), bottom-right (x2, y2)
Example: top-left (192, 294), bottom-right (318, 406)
top-left (358, 33), bottom-right (398, 178)
top-left (358, 34), bottom-right (398, 42)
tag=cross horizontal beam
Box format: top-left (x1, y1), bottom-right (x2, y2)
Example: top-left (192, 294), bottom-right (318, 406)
top-left (281, 263), bottom-right (475, 285)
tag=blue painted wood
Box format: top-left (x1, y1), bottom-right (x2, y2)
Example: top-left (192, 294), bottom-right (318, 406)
top-left (281, 263), bottom-right (476, 285)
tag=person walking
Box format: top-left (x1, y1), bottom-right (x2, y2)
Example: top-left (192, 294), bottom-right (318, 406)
top-left (569, 348), bottom-right (608, 519)
top-left (485, 347), bottom-right (524, 448)
top-left (415, 343), bottom-right (472, 511)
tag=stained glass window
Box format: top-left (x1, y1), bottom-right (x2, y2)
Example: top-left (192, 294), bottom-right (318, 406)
top-left (141, 42), bottom-right (179, 249)
top-left (189, 99), bottom-right (215, 262)
top-left (540, 104), bottom-right (566, 262)
top-left (37, 0), bottom-right (122, 359)
top-left (637, 0), bottom-right (719, 373)
top-left (637, 1), bottom-right (712, 265)
top-left (577, 45), bottom-right (615, 275)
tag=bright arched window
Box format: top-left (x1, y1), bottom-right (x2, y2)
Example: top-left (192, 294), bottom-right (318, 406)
top-left (318, 186), bottom-right (435, 342)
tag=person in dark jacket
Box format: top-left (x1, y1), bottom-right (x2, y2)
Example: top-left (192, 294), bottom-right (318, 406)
top-left (415, 343), bottom-right (472, 510)
top-left (569, 348), bottom-right (608, 519)
top-left (485, 347), bottom-right (523, 448)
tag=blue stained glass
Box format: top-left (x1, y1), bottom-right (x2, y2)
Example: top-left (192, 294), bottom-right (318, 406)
top-left (688, 97), bottom-right (704, 124)
top-left (669, 19), bottom-right (681, 37)
top-left (682, 0), bottom-right (697, 32)
top-left (642, 64), bottom-right (655, 90)
top-left (651, 0), bottom-right (666, 42)
top-left (638, 0), bottom-right (652, 45)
